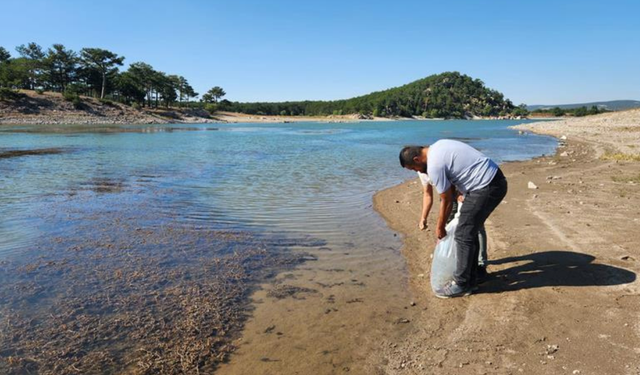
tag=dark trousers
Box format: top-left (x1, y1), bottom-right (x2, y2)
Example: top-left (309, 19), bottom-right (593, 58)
top-left (454, 169), bottom-right (507, 287)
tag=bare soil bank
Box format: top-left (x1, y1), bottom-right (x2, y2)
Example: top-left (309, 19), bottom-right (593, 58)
top-left (0, 90), bottom-right (215, 125)
top-left (372, 109), bottom-right (640, 374)
top-left (0, 90), bottom-right (390, 125)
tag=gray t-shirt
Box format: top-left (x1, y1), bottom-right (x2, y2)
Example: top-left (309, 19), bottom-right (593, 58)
top-left (426, 139), bottom-right (498, 195)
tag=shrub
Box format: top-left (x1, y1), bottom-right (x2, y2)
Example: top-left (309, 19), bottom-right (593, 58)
top-left (99, 98), bottom-right (116, 107)
top-left (63, 90), bottom-right (79, 102)
top-left (72, 96), bottom-right (83, 109)
top-left (205, 103), bottom-right (218, 114)
top-left (0, 87), bottom-right (20, 100)
top-left (131, 102), bottom-right (141, 110)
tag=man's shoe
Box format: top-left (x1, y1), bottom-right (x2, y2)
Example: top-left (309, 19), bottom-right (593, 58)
top-left (477, 266), bottom-right (489, 283)
top-left (435, 280), bottom-right (472, 299)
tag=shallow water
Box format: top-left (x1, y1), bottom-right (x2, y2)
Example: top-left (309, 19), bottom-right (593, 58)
top-left (0, 120), bottom-right (557, 373)
top-left (0, 120), bottom-right (555, 258)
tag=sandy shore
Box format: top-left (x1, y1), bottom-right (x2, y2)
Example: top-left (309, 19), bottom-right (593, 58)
top-left (211, 111), bottom-right (395, 123)
top-left (372, 109), bottom-right (640, 374)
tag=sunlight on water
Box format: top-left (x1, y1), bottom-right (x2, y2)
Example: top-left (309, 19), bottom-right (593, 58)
top-left (0, 120), bottom-right (556, 258)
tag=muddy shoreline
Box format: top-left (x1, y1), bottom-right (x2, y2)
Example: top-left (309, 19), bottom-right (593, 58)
top-left (371, 110), bottom-right (640, 374)
top-left (0, 188), bottom-right (320, 374)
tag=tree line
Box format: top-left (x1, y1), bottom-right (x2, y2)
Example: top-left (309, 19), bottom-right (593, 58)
top-left (219, 72), bottom-right (526, 119)
top-left (1, 46), bottom-right (532, 119)
top-left (0, 42), bottom-right (226, 110)
top-left (530, 105), bottom-right (609, 117)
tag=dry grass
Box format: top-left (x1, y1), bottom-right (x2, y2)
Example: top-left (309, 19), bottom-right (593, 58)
top-left (600, 152), bottom-right (640, 162)
top-left (612, 173), bottom-right (640, 184)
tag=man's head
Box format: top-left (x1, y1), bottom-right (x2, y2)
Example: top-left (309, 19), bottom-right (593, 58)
top-left (399, 145), bottom-right (427, 173)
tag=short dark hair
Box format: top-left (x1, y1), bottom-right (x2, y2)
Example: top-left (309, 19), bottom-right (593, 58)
top-left (399, 145), bottom-right (424, 168)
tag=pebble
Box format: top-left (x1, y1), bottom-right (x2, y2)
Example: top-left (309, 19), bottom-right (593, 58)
top-left (528, 181), bottom-right (538, 189)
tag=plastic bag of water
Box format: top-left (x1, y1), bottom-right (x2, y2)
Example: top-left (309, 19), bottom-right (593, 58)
top-left (430, 216), bottom-right (459, 293)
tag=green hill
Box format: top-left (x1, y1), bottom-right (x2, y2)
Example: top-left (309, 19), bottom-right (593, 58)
top-left (220, 72), bottom-right (519, 119)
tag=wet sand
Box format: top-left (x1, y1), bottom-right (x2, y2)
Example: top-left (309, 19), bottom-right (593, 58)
top-left (372, 109), bottom-right (640, 374)
top-left (214, 219), bottom-right (418, 375)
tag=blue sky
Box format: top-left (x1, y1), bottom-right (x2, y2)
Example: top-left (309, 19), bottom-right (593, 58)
top-left (1, 0), bottom-right (639, 104)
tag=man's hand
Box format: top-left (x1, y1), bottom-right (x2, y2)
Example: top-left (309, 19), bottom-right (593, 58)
top-left (419, 219), bottom-right (428, 230)
top-left (436, 187), bottom-right (454, 241)
top-left (436, 225), bottom-right (447, 240)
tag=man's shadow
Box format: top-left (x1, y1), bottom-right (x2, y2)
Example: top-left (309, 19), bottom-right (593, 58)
top-left (479, 251), bottom-right (636, 293)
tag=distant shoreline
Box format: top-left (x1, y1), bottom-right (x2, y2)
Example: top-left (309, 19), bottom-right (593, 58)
top-left (1, 90), bottom-right (597, 127)
top-left (1, 90), bottom-right (532, 126)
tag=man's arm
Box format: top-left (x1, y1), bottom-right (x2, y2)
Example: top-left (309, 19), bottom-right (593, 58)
top-left (419, 184), bottom-right (433, 230)
top-left (435, 186), bottom-right (455, 240)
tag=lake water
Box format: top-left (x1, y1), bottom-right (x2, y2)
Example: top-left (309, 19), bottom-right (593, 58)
top-left (0, 120), bottom-right (555, 258)
top-left (0, 120), bottom-right (557, 373)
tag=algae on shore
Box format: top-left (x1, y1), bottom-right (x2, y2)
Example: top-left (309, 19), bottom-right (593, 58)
top-left (0, 214), bottom-right (316, 374)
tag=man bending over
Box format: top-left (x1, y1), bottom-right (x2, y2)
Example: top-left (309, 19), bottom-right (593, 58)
top-left (399, 140), bottom-right (507, 298)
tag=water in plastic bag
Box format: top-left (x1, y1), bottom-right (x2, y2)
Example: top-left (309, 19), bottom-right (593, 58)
top-left (430, 217), bottom-right (459, 293)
